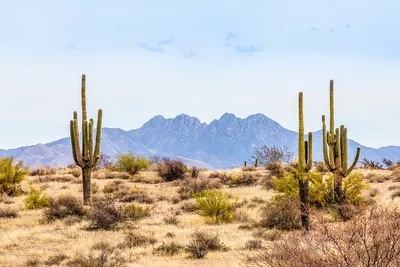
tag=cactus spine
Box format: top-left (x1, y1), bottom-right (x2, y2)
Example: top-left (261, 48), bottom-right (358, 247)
top-left (322, 80), bottom-right (360, 203)
top-left (254, 158), bottom-right (259, 168)
top-left (70, 74), bottom-right (102, 205)
top-left (298, 92), bottom-right (312, 231)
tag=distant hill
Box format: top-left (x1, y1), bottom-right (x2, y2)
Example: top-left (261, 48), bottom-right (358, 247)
top-left (1, 113), bottom-right (399, 169)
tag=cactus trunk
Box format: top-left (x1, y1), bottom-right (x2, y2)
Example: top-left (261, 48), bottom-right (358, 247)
top-left (70, 74), bottom-right (102, 205)
top-left (322, 80), bottom-right (360, 204)
top-left (298, 92), bottom-right (312, 231)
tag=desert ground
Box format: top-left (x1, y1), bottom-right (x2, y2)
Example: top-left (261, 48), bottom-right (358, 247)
top-left (1, 165), bottom-right (400, 267)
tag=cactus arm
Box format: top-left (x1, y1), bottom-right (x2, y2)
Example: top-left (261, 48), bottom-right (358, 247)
top-left (82, 120), bottom-right (89, 162)
top-left (328, 80), bottom-right (336, 166)
top-left (72, 119), bottom-right (84, 167)
top-left (345, 146), bottom-right (360, 176)
top-left (93, 109), bottom-right (102, 166)
top-left (298, 92), bottom-right (306, 172)
top-left (88, 119), bottom-right (94, 166)
top-left (306, 132), bottom-right (313, 171)
top-left (81, 74), bottom-right (87, 123)
top-left (340, 125), bottom-right (345, 170)
top-left (334, 128), bottom-right (341, 168)
top-left (322, 115), bottom-right (334, 172)
top-left (341, 127), bottom-right (348, 174)
top-left (70, 120), bottom-right (79, 165)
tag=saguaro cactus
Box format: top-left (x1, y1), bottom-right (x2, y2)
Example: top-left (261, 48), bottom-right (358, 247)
top-left (298, 92), bottom-right (312, 231)
top-left (322, 80), bottom-right (360, 203)
top-left (70, 74), bottom-right (102, 205)
top-left (254, 158), bottom-right (259, 168)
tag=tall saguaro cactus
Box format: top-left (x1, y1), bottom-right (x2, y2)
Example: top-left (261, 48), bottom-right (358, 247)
top-left (322, 80), bottom-right (360, 203)
top-left (298, 92), bottom-right (312, 231)
top-left (70, 74), bottom-right (102, 205)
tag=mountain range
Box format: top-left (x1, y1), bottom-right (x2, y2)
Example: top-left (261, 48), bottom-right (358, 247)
top-left (1, 113), bottom-right (399, 169)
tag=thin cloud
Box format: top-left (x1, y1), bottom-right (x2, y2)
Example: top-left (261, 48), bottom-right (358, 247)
top-left (136, 42), bottom-right (165, 53)
top-left (225, 32), bottom-right (239, 41)
top-left (344, 24), bottom-right (351, 28)
top-left (309, 27), bottom-right (322, 32)
top-left (183, 51), bottom-right (197, 59)
top-left (235, 45), bottom-right (263, 54)
top-left (157, 37), bottom-right (176, 46)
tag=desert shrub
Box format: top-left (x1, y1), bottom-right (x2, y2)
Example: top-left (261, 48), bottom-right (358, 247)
top-left (252, 228), bottom-right (281, 241)
top-left (244, 205), bottom-right (400, 267)
top-left (313, 161), bottom-right (328, 173)
top-left (43, 195), bottom-right (85, 222)
top-left (166, 232), bottom-right (176, 238)
top-left (153, 241), bottom-right (183, 256)
top-left (93, 153), bottom-right (113, 171)
top-left (229, 173), bottom-right (258, 187)
top-left (266, 162), bottom-right (285, 178)
top-left (242, 166), bottom-right (257, 172)
top-left (163, 215), bottom-right (179, 225)
top-left (194, 190), bottom-right (238, 224)
top-left (360, 157), bottom-right (383, 169)
top-left (368, 188), bottom-right (379, 197)
top-left (0, 157), bottom-right (30, 196)
top-left (157, 160), bottom-right (186, 181)
top-left (24, 258), bottom-right (41, 267)
top-left (191, 166), bottom-right (200, 178)
top-left (102, 180), bottom-right (130, 196)
top-left (44, 254), bottom-right (68, 266)
top-left (251, 145), bottom-right (293, 166)
top-left (31, 167), bottom-right (46, 176)
top-left (234, 208), bottom-right (251, 223)
top-left (123, 231), bottom-right (156, 248)
top-left (0, 206), bottom-right (18, 218)
top-left (208, 171), bottom-right (221, 178)
top-left (259, 195), bottom-right (301, 230)
top-left (245, 239), bottom-right (263, 250)
top-left (180, 200), bottom-right (196, 212)
top-left (178, 177), bottom-right (222, 200)
top-left (119, 187), bottom-right (154, 204)
top-left (115, 151), bottom-right (149, 176)
top-left (71, 168), bottom-right (81, 178)
top-left (24, 186), bottom-right (49, 210)
top-left (389, 185), bottom-right (400, 191)
top-left (186, 231), bottom-right (227, 258)
top-left (365, 172), bottom-right (390, 183)
top-left (123, 203), bottom-right (150, 221)
top-left (67, 241), bottom-right (126, 267)
top-left (87, 197), bottom-right (124, 230)
top-left (391, 191), bottom-right (400, 199)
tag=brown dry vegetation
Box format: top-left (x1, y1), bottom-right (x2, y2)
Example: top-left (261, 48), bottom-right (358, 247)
top-left (1, 166), bottom-right (400, 267)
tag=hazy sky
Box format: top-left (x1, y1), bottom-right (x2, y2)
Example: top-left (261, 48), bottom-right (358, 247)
top-left (0, 1), bottom-right (399, 149)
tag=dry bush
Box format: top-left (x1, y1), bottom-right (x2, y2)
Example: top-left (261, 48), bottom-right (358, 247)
top-left (44, 254), bottom-right (68, 266)
top-left (163, 215), bottom-right (179, 225)
top-left (157, 160), bottom-right (187, 181)
top-left (208, 171), bottom-right (221, 178)
top-left (391, 191), bottom-right (400, 199)
top-left (186, 231), bottom-right (227, 258)
top-left (364, 172), bottom-right (390, 183)
top-left (234, 208), bottom-right (251, 223)
top-left (313, 161), bottom-right (328, 173)
top-left (0, 206), bottom-right (18, 218)
top-left (388, 185), bottom-right (400, 191)
top-left (101, 172), bottom-right (131, 180)
top-left (178, 177), bottom-right (222, 200)
top-left (43, 195), bottom-right (85, 222)
top-left (265, 162), bottom-right (285, 178)
top-left (71, 168), bottom-right (81, 178)
top-left (24, 257), bottom-right (41, 267)
top-left (180, 200), bottom-right (196, 212)
top-left (259, 196), bottom-right (301, 230)
top-left (119, 187), bottom-right (154, 204)
top-left (87, 197), bottom-right (125, 230)
top-left (123, 231), bottom-right (157, 248)
top-left (252, 228), bottom-right (281, 241)
top-left (67, 241), bottom-right (126, 267)
top-left (245, 239), bottom-right (263, 250)
top-left (228, 173), bottom-right (259, 187)
top-left (123, 203), bottom-right (150, 221)
top-left (102, 180), bottom-right (130, 195)
top-left (244, 205), bottom-right (400, 267)
top-left (45, 175), bottom-right (75, 183)
top-left (191, 166), bottom-right (200, 178)
top-left (242, 166), bottom-right (257, 172)
top-left (368, 188), bottom-right (379, 197)
top-left (153, 241), bottom-right (184, 256)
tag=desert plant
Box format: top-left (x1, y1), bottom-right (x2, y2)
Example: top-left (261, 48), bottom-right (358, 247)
top-left (93, 153), bottom-right (113, 171)
top-left (115, 151), bottom-right (149, 176)
top-left (265, 162), bottom-right (285, 178)
top-left (251, 145), bottom-right (293, 166)
top-left (245, 239), bottom-right (263, 250)
top-left (322, 80), bottom-right (361, 203)
top-left (44, 254), bottom-right (68, 266)
top-left (70, 168), bottom-right (81, 178)
top-left (24, 186), bottom-right (49, 210)
top-left (0, 157), bottom-right (30, 196)
top-left (0, 207), bottom-right (18, 218)
top-left (69, 74), bottom-right (103, 205)
top-left (186, 231), bottom-right (227, 258)
top-left (191, 166), bottom-right (199, 178)
top-left (178, 177), bottom-right (222, 200)
top-left (87, 197), bottom-right (125, 230)
top-left (123, 231), bottom-right (156, 248)
top-left (43, 195), bottom-right (85, 222)
top-left (360, 157), bottom-right (383, 170)
top-left (259, 195), bottom-right (301, 230)
top-left (157, 160), bottom-right (186, 181)
top-left (194, 190), bottom-right (238, 224)
top-left (153, 242), bottom-right (183, 256)
top-left (123, 203), bottom-right (150, 221)
top-left (313, 161), bottom-right (328, 173)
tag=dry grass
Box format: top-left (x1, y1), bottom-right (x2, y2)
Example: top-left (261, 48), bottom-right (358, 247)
top-left (0, 168), bottom-right (400, 267)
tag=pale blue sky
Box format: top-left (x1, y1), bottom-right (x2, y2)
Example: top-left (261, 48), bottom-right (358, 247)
top-left (0, 0), bottom-right (399, 148)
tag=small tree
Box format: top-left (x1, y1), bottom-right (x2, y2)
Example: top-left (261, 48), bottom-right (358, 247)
top-left (251, 145), bottom-right (293, 166)
top-left (115, 151), bottom-right (149, 176)
top-left (93, 153), bottom-right (113, 171)
top-left (0, 157), bottom-right (30, 196)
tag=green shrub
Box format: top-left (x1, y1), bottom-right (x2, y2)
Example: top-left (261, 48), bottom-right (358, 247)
top-left (24, 186), bottom-right (49, 210)
top-left (0, 157), bottom-right (30, 196)
top-left (259, 195), bottom-right (301, 230)
top-left (43, 195), bottom-right (85, 222)
top-left (157, 160), bottom-right (186, 181)
top-left (194, 190), bottom-right (238, 224)
top-left (115, 151), bottom-right (149, 176)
